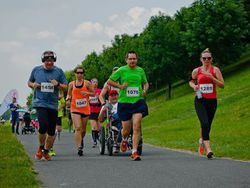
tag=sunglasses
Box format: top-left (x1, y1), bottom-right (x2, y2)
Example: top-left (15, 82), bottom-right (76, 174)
top-left (202, 57), bottom-right (212, 61)
top-left (76, 72), bottom-right (84, 74)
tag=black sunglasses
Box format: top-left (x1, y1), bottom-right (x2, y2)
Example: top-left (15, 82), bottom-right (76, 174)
top-left (202, 57), bottom-right (212, 61)
top-left (76, 72), bottom-right (84, 74)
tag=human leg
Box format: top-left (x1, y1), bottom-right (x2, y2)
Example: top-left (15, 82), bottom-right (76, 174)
top-left (195, 98), bottom-right (212, 157)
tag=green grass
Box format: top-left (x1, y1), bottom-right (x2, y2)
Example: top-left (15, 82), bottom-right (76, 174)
top-left (0, 123), bottom-right (40, 188)
top-left (142, 64), bottom-right (250, 161)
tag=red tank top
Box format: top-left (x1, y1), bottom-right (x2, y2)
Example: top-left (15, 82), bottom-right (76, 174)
top-left (197, 66), bottom-right (217, 99)
top-left (71, 80), bottom-right (90, 114)
top-left (89, 88), bottom-right (102, 113)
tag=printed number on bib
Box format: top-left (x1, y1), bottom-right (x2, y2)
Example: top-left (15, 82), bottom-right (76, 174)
top-left (76, 99), bottom-right (87, 108)
top-left (200, 84), bottom-right (213, 94)
top-left (41, 82), bottom-right (54, 93)
top-left (126, 87), bottom-right (139, 97)
top-left (89, 96), bottom-right (98, 104)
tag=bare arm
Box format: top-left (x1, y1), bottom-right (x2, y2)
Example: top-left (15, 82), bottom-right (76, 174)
top-left (99, 83), bottom-right (109, 105)
top-left (28, 81), bottom-right (41, 89)
top-left (107, 79), bottom-right (127, 89)
top-left (201, 67), bottom-right (224, 88)
top-left (66, 82), bottom-right (73, 107)
top-left (84, 82), bottom-right (95, 97)
top-left (98, 106), bottom-right (107, 123)
top-left (189, 68), bottom-right (199, 91)
top-left (142, 82), bottom-right (149, 97)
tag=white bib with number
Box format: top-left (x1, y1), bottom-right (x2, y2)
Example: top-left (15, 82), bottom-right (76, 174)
top-left (199, 84), bottom-right (213, 94)
top-left (76, 99), bottom-right (87, 108)
top-left (89, 96), bottom-right (98, 104)
top-left (126, 87), bottom-right (139, 97)
top-left (41, 82), bottom-right (54, 93)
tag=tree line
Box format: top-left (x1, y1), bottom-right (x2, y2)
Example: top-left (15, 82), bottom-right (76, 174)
top-left (62, 0), bottom-right (250, 98)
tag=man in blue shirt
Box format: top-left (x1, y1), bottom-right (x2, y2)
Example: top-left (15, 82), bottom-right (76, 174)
top-left (28, 50), bottom-right (67, 161)
top-left (9, 97), bottom-right (20, 134)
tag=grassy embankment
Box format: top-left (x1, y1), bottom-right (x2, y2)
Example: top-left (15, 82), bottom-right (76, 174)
top-left (0, 123), bottom-right (40, 187)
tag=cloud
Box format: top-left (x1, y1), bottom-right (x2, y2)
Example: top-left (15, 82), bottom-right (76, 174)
top-left (54, 6), bottom-right (168, 70)
top-left (0, 41), bottom-right (23, 53)
top-left (36, 30), bottom-right (57, 39)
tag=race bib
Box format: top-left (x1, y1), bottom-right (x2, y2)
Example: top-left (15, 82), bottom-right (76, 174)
top-left (200, 84), bottom-right (213, 94)
top-left (41, 82), bottom-right (54, 93)
top-left (76, 99), bottom-right (87, 108)
top-left (126, 87), bottom-right (139, 97)
top-left (89, 96), bottom-right (98, 104)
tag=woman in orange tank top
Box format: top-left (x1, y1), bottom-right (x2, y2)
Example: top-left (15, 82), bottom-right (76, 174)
top-left (66, 65), bottom-right (95, 156)
top-left (189, 48), bottom-right (224, 159)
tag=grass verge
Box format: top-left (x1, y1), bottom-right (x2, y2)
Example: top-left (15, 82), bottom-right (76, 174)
top-left (0, 123), bottom-right (40, 188)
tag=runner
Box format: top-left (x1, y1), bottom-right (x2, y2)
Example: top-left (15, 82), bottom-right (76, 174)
top-left (99, 67), bottom-right (119, 106)
top-left (89, 78), bottom-right (102, 148)
top-left (49, 89), bottom-right (65, 156)
top-left (189, 48), bottom-right (224, 159)
top-left (107, 50), bottom-right (149, 161)
top-left (28, 50), bottom-right (67, 161)
top-left (66, 65), bottom-right (95, 156)
top-left (9, 97), bottom-right (21, 134)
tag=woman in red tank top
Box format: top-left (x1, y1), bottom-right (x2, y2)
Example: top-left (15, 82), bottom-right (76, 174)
top-left (66, 65), bottom-right (95, 156)
top-left (189, 48), bottom-right (224, 159)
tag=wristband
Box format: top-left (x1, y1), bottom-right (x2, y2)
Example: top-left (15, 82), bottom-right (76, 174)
top-left (101, 102), bottom-right (106, 106)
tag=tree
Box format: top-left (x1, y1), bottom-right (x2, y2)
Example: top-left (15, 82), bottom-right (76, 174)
top-left (141, 13), bottom-right (178, 98)
top-left (175, 0), bottom-right (248, 72)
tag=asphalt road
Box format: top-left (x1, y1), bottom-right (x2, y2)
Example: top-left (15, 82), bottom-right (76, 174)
top-left (18, 132), bottom-right (250, 188)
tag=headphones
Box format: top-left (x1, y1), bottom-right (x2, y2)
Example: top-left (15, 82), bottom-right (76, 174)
top-left (41, 50), bottom-right (57, 62)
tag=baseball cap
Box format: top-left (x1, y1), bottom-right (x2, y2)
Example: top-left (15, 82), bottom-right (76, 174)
top-left (109, 90), bottom-right (118, 95)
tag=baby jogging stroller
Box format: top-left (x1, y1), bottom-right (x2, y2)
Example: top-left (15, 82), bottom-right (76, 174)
top-left (99, 102), bottom-right (143, 156)
top-left (21, 112), bottom-right (35, 134)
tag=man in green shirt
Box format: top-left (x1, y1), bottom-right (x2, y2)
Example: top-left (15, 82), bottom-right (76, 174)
top-left (107, 50), bottom-right (149, 161)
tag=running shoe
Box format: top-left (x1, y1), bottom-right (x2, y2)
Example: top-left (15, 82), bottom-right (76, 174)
top-left (42, 150), bottom-right (52, 161)
top-left (198, 145), bottom-right (205, 155)
top-left (130, 152), bottom-right (141, 161)
top-left (92, 142), bottom-right (97, 148)
top-left (206, 151), bottom-right (214, 159)
top-left (120, 140), bottom-right (128, 152)
top-left (35, 148), bottom-right (43, 160)
top-left (48, 148), bottom-right (56, 156)
top-left (78, 148), bottom-right (83, 156)
top-left (198, 139), bottom-right (205, 155)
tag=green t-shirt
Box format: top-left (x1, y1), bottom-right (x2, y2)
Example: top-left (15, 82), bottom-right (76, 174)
top-left (109, 65), bottom-right (148, 103)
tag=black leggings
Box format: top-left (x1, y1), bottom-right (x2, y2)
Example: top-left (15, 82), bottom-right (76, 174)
top-left (195, 97), bottom-right (217, 141)
top-left (36, 107), bottom-right (58, 136)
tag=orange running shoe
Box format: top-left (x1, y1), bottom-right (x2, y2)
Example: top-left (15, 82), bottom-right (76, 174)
top-left (42, 150), bottom-right (52, 161)
top-left (35, 148), bottom-right (43, 160)
top-left (198, 145), bottom-right (205, 155)
top-left (120, 140), bottom-right (128, 152)
top-left (131, 152), bottom-right (141, 161)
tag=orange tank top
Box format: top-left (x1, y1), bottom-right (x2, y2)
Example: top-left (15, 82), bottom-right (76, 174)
top-left (70, 80), bottom-right (91, 115)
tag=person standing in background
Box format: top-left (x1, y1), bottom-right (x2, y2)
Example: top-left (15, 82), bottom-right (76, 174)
top-left (9, 97), bottom-right (20, 134)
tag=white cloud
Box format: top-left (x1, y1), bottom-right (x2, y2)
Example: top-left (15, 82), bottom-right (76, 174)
top-left (72, 22), bottom-right (103, 37)
top-left (0, 41), bottom-right (23, 53)
top-left (36, 31), bottom-right (57, 39)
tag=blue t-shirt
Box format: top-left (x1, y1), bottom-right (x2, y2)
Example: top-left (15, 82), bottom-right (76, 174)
top-left (28, 65), bottom-right (67, 110)
top-left (9, 103), bottom-right (19, 119)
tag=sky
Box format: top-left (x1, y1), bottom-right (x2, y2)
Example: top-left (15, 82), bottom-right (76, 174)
top-left (0, 0), bottom-right (193, 106)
